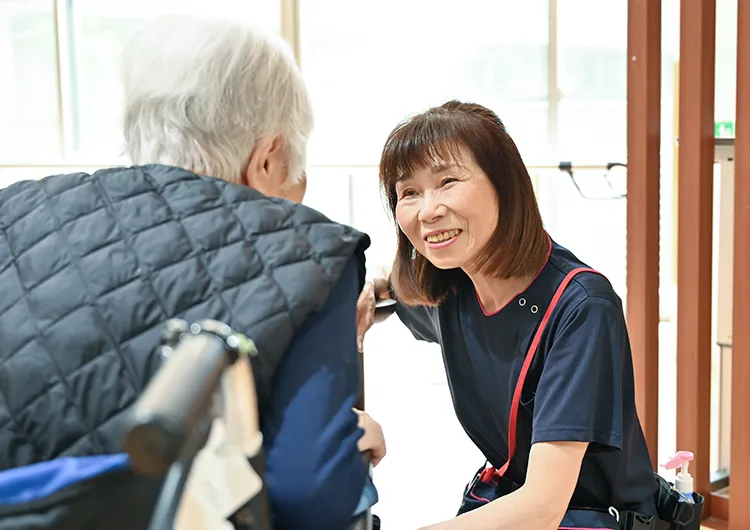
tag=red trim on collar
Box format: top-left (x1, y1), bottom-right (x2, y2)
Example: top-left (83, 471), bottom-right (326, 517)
top-left (475, 233), bottom-right (553, 317)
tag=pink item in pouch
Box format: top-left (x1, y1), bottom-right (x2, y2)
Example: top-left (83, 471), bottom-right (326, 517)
top-left (662, 451), bottom-right (694, 470)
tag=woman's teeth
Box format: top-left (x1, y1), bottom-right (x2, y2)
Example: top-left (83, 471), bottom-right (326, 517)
top-left (426, 229), bottom-right (460, 243)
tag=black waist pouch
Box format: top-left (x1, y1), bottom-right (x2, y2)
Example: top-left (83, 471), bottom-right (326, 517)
top-left (620, 473), bottom-right (705, 530)
top-left (458, 466), bottom-right (704, 530)
top-left (652, 473), bottom-right (704, 529)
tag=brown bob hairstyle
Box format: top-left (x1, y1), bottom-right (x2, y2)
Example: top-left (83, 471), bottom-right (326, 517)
top-left (379, 100), bottom-right (548, 307)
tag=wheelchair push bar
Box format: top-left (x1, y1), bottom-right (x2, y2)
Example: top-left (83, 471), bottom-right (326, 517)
top-left (123, 319), bottom-right (271, 530)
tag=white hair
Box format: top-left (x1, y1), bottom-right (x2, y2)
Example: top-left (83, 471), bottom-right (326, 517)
top-left (122, 15), bottom-right (313, 184)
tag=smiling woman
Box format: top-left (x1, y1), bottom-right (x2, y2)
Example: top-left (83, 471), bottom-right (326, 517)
top-left (361, 101), bottom-right (701, 530)
top-left (378, 100), bottom-right (548, 307)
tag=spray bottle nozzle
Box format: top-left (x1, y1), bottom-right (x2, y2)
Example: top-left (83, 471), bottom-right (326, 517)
top-left (662, 451), bottom-right (694, 472)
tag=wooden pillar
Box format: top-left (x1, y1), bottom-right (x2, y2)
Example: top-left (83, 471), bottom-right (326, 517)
top-left (676, 0), bottom-right (716, 506)
top-left (626, 0), bottom-right (661, 466)
top-left (730, 1), bottom-right (750, 527)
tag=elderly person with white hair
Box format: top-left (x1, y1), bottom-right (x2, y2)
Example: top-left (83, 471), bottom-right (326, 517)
top-left (0, 15), bottom-right (383, 530)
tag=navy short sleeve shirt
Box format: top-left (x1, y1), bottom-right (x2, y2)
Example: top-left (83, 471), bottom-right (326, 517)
top-left (395, 239), bottom-right (658, 513)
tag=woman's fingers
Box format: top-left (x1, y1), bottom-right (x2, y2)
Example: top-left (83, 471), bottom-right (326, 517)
top-left (356, 281), bottom-right (376, 352)
top-left (353, 408), bottom-right (386, 467)
top-left (372, 275), bottom-right (391, 300)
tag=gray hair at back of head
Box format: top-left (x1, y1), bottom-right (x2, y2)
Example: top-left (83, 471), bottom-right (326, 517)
top-left (122, 15), bottom-right (313, 185)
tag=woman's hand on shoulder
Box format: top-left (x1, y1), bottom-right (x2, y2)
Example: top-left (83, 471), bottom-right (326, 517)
top-left (356, 268), bottom-right (392, 352)
top-left (356, 280), bottom-right (376, 353)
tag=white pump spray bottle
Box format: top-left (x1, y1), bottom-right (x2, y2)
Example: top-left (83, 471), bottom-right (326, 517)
top-left (662, 451), bottom-right (695, 504)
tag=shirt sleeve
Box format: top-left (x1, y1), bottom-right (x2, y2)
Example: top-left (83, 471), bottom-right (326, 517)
top-left (531, 296), bottom-right (626, 453)
top-left (262, 257), bottom-right (370, 530)
top-left (390, 278), bottom-right (440, 344)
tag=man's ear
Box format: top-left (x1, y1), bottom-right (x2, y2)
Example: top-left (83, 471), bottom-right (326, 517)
top-left (241, 133), bottom-right (287, 196)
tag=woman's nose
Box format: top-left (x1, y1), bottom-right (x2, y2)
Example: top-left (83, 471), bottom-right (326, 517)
top-left (417, 192), bottom-right (445, 223)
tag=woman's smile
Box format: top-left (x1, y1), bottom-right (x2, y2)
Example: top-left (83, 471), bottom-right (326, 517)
top-left (424, 228), bottom-right (463, 249)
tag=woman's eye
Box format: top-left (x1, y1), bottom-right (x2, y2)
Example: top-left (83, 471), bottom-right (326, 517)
top-left (441, 177), bottom-right (458, 186)
top-left (400, 189), bottom-right (417, 198)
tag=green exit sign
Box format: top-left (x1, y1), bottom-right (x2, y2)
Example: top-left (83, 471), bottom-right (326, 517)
top-left (715, 121), bottom-right (735, 138)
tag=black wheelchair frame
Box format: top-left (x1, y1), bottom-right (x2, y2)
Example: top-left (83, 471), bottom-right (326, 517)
top-left (123, 310), bottom-right (394, 530)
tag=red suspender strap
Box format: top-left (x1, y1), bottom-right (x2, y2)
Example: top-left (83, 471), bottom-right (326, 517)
top-left (495, 267), bottom-right (599, 477)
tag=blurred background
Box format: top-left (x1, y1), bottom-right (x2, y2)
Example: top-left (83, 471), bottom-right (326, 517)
top-left (0, 1), bottom-right (739, 527)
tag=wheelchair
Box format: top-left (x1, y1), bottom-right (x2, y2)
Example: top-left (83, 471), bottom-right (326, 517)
top-left (0, 311), bottom-right (392, 530)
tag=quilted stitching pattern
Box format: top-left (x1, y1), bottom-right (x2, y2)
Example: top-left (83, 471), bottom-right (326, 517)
top-left (0, 164), bottom-right (369, 470)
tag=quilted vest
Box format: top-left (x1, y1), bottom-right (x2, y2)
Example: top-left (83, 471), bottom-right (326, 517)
top-left (0, 164), bottom-right (370, 471)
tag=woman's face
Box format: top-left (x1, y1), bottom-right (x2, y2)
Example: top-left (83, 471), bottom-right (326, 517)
top-left (394, 148), bottom-right (499, 271)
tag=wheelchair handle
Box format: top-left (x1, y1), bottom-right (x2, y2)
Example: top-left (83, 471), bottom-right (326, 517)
top-left (124, 319), bottom-right (256, 477)
top-left (373, 298), bottom-right (397, 324)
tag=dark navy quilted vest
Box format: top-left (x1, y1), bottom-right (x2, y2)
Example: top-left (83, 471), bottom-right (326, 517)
top-left (0, 164), bottom-right (370, 471)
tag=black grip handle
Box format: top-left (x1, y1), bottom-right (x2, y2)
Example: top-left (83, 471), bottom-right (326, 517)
top-left (124, 332), bottom-right (232, 476)
top-left (373, 298), bottom-right (397, 324)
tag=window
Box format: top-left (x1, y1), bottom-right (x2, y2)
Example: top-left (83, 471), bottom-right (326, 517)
top-left (299, 0), bottom-right (550, 269)
top-left (533, 1), bottom-right (629, 301)
top-left (710, 0), bottom-right (737, 483)
top-left (535, 168), bottom-right (628, 297)
top-left (0, 0), bottom-right (61, 161)
top-left (556, 0), bottom-right (628, 162)
top-left (69, 0), bottom-right (281, 160)
top-left (715, 0), bottom-right (737, 127)
top-left (299, 0), bottom-right (550, 167)
top-left (0, 0), bottom-right (282, 164)
top-left (0, 1), bottom-right (669, 297)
